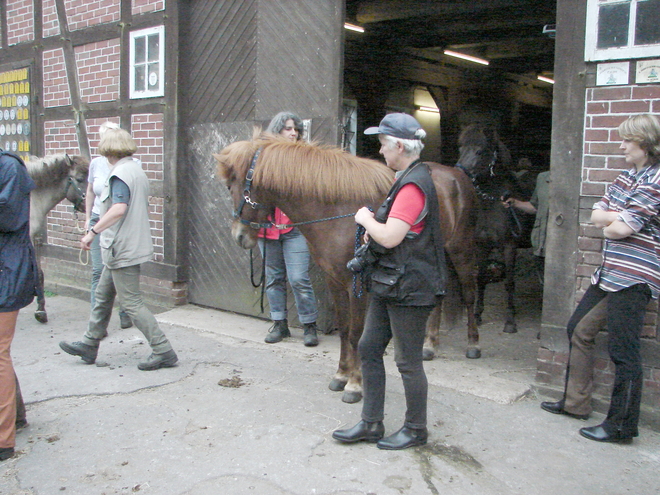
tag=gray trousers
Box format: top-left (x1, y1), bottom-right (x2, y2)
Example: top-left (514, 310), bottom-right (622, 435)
top-left (82, 264), bottom-right (172, 354)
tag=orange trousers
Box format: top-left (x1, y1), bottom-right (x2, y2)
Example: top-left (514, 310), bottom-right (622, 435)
top-left (0, 311), bottom-right (18, 449)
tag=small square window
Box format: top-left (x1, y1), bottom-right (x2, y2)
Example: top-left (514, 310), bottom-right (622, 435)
top-left (586, 0), bottom-right (660, 60)
top-left (130, 26), bottom-right (164, 98)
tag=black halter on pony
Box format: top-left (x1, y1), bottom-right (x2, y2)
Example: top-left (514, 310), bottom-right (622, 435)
top-left (456, 149), bottom-right (524, 238)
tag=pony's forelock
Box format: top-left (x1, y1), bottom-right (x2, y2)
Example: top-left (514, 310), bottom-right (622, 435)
top-left (25, 154), bottom-right (88, 188)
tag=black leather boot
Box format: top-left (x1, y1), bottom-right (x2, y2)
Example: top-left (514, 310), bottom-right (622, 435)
top-left (541, 399), bottom-right (590, 420)
top-left (332, 420), bottom-right (385, 443)
top-left (377, 426), bottom-right (428, 450)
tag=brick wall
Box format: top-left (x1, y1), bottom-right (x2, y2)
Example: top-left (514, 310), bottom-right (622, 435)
top-left (131, 113), bottom-right (165, 261)
top-left (3, 1), bottom-right (183, 307)
top-left (43, 119), bottom-right (83, 249)
top-left (579, 84), bottom-right (660, 338)
top-left (132, 0), bottom-right (165, 16)
top-left (43, 0), bottom-right (60, 38)
top-left (75, 39), bottom-right (121, 103)
top-left (7, 0), bottom-right (34, 46)
top-left (42, 48), bottom-right (72, 108)
top-left (64, 0), bottom-right (120, 31)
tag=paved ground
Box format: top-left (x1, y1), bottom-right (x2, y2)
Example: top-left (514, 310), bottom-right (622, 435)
top-left (2, 285), bottom-right (660, 494)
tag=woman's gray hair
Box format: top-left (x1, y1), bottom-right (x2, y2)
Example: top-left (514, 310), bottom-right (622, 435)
top-left (618, 114), bottom-right (660, 159)
top-left (266, 111), bottom-right (304, 141)
top-left (381, 133), bottom-right (426, 157)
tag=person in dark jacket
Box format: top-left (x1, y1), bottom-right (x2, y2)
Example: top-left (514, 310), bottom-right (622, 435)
top-left (0, 150), bottom-right (39, 461)
top-left (332, 113), bottom-right (446, 450)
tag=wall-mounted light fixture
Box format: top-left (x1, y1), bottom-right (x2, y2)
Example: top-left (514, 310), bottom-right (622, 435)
top-left (537, 75), bottom-right (555, 84)
top-left (417, 105), bottom-right (440, 113)
top-left (443, 49), bottom-right (489, 66)
top-left (344, 23), bottom-right (364, 33)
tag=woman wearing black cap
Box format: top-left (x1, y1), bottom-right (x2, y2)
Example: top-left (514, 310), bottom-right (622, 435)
top-left (333, 113), bottom-right (447, 450)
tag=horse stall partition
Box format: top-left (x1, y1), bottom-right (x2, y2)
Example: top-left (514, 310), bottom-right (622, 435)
top-left (184, 122), bottom-right (334, 330)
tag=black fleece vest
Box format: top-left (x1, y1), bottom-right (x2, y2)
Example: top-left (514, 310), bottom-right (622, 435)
top-left (372, 160), bottom-right (447, 306)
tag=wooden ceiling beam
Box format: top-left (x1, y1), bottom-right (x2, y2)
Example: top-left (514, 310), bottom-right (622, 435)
top-left (354, 0), bottom-right (553, 23)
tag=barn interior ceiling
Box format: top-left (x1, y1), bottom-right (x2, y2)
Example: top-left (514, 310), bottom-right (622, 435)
top-left (344, 0), bottom-right (557, 79)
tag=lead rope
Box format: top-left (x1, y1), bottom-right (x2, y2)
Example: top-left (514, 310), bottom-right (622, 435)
top-left (249, 229), bottom-right (267, 313)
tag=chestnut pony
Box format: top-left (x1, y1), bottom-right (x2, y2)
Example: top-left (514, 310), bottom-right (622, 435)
top-left (215, 132), bottom-right (478, 403)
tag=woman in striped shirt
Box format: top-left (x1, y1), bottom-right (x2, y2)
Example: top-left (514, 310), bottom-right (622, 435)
top-left (541, 113), bottom-right (660, 443)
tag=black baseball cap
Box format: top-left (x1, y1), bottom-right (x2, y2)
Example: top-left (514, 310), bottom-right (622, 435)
top-left (364, 113), bottom-right (424, 140)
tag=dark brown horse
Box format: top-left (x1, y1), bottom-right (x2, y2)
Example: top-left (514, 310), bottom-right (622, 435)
top-left (214, 132), bottom-right (478, 403)
top-left (455, 124), bottom-right (534, 334)
top-left (27, 154), bottom-right (89, 323)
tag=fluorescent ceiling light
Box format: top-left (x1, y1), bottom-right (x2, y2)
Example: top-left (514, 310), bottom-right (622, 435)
top-left (344, 23), bottom-right (364, 33)
top-left (443, 50), bottom-right (489, 66)
top-left (537, 75), bottom-right (555, 84)
top-left (417, 106), bottom-right (440, 113)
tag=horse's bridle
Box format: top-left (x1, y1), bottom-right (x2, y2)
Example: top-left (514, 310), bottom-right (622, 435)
top-left (233, 147), bottom-right (276, 230)
top-left (64, 154), bottom-right (86, 212)
top-left (456, 149), bottom-right (523, 238)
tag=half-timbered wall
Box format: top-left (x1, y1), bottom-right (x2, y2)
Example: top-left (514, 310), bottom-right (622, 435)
top-left (0, 0), bottom-right (182, 309)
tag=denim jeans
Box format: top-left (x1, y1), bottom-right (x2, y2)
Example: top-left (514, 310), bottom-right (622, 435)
top-left (564, 283), bottom-right (650, 437)
top-left (82, 264), bottom-right (173, 354)
top-left (257, 228), bottom-right (318, 324)
top-left (89, 214), bottom-right (127, 320)
top-left (359, 297), bottom-right (434, 430)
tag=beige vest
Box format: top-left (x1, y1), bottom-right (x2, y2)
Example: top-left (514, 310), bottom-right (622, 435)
top-left (99, 157), bottom-right (153, 268)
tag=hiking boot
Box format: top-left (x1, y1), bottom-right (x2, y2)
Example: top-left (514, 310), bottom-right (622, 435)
top-left (119, 312), bottom-right (133, 329)
top-left (265, 320), bottom-right (290, 344)
top-left (59, 341), bottom-right (98, 364)
top-left (303, 322), bottom-right (319, 347)
top-left (138, 350), bottom-right (178, 371)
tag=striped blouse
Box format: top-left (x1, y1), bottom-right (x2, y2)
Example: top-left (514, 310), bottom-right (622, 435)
top-left (592, 161), bottom-right (660, 299)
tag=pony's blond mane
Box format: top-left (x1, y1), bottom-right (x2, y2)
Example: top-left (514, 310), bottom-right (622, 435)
top-left (218, 131), bottom-right (393, 204)
top-left (25, 154), bottom-right (88, 188)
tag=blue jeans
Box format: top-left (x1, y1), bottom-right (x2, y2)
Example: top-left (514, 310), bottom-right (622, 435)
top-left (359, 297), bottom-right (434, 430)
top-left (89, 215), bottom-right (127, 320)
top-left (257, 228), bottom-right (318, 324)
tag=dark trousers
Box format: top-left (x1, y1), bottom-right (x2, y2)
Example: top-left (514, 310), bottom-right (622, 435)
top-left (359, 297), bottom-right (434, 430)
top-left (564, 283), bottom-right (650, 437)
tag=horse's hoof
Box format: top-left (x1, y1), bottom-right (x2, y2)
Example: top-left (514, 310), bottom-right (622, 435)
top-left (341, 390), bottom-right (363, 404)
top-left (422, 348), bottom-right (435, 361)
top-left (503, 324), bottom-right (518, 334)
top-left (34, 311), bottom-right (48, 324)
top-left (329, 378), bottom-right (347, 392)
top-left (466, 348), bottom-right (481, 359)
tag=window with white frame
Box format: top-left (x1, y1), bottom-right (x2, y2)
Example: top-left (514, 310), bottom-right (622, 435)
top-left (586, 0), bottom-right (660, 61)
top-left (130, 26), bottom-right (165, 98)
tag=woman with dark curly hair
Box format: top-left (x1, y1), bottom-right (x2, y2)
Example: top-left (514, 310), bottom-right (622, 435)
top-left (258, 111), bottom-right (320, 347)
